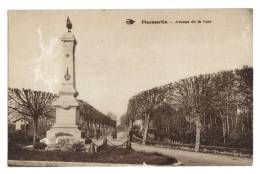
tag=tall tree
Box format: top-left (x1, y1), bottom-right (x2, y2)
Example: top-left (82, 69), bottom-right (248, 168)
top-left (212, 71), bottom-right (237, 145)
top-left (173, 74), bottom-right (215, 151)
top-left (8, 88), bottom-right (55, 146)
top-left (234, 66), bottom-right (253, 146)
top-left (130, 87), bottom-right (166, 145)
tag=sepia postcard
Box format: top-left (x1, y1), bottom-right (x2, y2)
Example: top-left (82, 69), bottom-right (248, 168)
top-left (8, 9), bottom-right (253, 166)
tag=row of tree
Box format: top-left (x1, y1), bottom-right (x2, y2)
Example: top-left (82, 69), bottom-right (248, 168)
top-left (8, 88), bottom-right (116, 146)
top-left (77, 100), bottom-right (116, 138)
top-left (122, 66), bottom-right (253, 150)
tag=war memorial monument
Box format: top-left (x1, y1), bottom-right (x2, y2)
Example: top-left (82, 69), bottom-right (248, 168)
top-left (46, 17), bottom-right (81, 140)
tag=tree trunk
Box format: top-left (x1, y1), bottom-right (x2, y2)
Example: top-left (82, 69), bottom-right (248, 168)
top-left (94, 123), bottom-right (97, 139)
top-left (220, 112), bottom-right (226, 145)
top-left (127, 119), bottom-right (133, 141)
top-left (98, 123), bottom-right (101, 136)
top-left (142, 114), bottom-right (150, 145)
top-left (33, 120), bottom-right (38, 147)
top-left (194, 117), bottom-right (201, 152)
top-left (247, 112), bottom-right (250, 133)
top-left (24, 118), bottom-right (27, 137)
top-left (226, 94), bottom-right (230, 135)
top-left (86, 121), bottom-right (90, 138)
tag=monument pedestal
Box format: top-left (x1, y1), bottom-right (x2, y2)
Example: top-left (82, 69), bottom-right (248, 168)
top-left (46, 95), bottom-right (82, 140)
top-left (46, 127), bottom-right (81, 139)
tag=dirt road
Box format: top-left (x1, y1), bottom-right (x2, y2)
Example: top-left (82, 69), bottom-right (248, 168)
top-left (112, 133), bottom-right (252, 166)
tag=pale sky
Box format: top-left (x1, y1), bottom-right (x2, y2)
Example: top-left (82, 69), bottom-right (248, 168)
top-left (9, 9), bottom-right (252, 118)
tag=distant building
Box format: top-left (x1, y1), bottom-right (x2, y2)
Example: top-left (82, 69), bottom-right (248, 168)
top-left (8, 117), bottom-right (28, 131)
top-left (133, 119), bottom-right (155, 131)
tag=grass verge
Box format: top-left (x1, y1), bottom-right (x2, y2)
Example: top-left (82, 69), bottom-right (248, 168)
top-left (8, 144), bottom-right (177, 165)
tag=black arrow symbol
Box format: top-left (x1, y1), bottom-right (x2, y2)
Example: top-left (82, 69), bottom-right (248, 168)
top-left (126, 19), bottom-right (136, 25)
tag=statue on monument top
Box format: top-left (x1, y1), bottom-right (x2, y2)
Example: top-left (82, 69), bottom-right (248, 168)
top-left (66, 16), bottom-right (72, 32)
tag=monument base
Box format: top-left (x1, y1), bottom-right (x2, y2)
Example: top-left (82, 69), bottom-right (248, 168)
top-left (46, 95), bottom-right (81, 141)
top-left (46, 126), bottom-right (82, 139)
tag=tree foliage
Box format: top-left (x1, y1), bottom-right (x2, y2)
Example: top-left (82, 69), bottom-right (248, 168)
top-left (77, 100), bottom-right (116, 137)
top-left (126, 87), bottom-right (166, 144)
top-left (123, 66), bottom-right (253, 149)
top-left (8, 88), bottom-right (56, 145)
